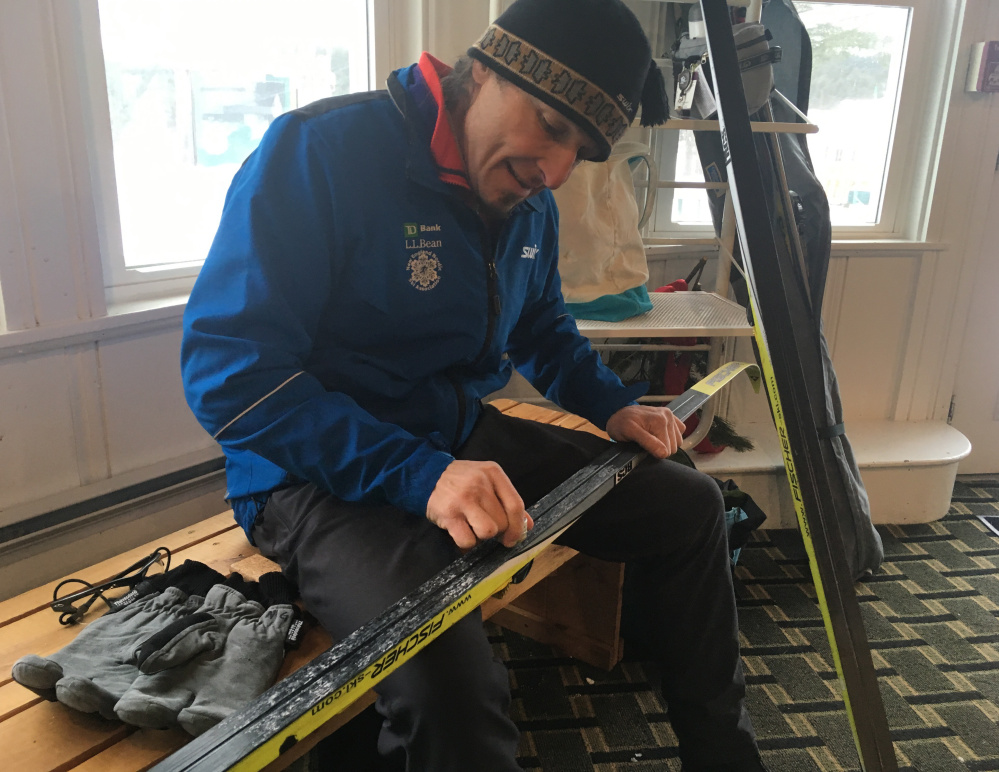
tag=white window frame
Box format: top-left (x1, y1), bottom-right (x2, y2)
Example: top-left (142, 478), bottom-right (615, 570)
top-left (1, 0), bottom-right (961, 333)
top-left (71, 0), bottom-right (389, 307)
top-left (0, 0), bottom-right (487, 332)
top-left (638, 0), bottom-right (963, 243)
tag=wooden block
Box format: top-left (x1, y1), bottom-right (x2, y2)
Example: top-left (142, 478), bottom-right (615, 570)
top-left (481, 545), bottom-right (577, 616)
top-left (491, 604), bottom-right (621, 671)
top-left (491, 553), bottom-right (625, 671)
top-left (230, 553), bottom-right (281, 581)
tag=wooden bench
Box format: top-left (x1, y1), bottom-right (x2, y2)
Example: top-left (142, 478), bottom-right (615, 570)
top-left (0, 400), bottom-right (626, 771)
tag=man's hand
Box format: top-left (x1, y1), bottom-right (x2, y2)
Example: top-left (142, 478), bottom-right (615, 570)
top-left (426, 460), bottom-right (534, 550)
top-left (605, 404), bottom-right (686, 459)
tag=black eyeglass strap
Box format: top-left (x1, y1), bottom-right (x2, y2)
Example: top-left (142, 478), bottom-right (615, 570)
top-left (50, 546), bottom-right (172, 625)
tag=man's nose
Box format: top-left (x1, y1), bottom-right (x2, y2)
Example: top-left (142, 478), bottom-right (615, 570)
top-left (538, 145), bottom-right (579, 191)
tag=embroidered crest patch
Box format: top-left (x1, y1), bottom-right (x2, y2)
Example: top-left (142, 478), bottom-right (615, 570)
top-left (408, 250), bottom-right (442, 291)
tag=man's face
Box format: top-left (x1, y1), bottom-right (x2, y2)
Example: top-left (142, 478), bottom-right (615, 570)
top-left (459, 62), bottom-right (601, 218)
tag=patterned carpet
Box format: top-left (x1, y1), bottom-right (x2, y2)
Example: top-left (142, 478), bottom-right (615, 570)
top-left (313, 475), bottom-right (999, 771)
top-left (498, 474), bottom-right (999, 772)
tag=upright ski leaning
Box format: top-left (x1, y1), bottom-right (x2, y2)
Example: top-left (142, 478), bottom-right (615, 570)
top-left (697, 1), bottom-right (896, 769)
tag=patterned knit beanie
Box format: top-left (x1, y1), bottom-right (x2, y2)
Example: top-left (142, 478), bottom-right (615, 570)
top-left (468, 0), bottom-right (668, 161)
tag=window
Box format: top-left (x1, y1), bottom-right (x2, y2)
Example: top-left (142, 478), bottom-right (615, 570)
top-left (641, 0), bottom-right (954, 241)
top-left (793, 2), bottom-right (909, 226)
top-left (89, 0), bottom-right (370, 300)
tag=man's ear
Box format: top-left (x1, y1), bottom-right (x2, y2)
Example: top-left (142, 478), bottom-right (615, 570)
top-left (470, 59), bottom-right (491, 89)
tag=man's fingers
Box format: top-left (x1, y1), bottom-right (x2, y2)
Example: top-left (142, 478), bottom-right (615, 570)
top-left (488, 472), bottom-right (530, 547)
top-left (644, 434), bottom-right (671, 459)
top-left (605, 405), bottom-right (689, 459)
top-left (464, 503), bottom-right (503, 542)
top-left (427, 460), bottom-right (532, 549)
top-left (446, 519), bottom-right (478, 551)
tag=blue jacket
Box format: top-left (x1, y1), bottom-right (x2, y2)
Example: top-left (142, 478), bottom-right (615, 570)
top-left (181, 63), bottom-right (644, 538)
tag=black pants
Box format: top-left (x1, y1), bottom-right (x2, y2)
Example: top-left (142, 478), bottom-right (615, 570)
top-left (252, 405), bottom-right (758, 771)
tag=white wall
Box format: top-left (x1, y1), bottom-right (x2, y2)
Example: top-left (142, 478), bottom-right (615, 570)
top-left (0, 0), bottom-right (491, 591)
top-left (944, 2), bottom-right (999, 472)
top-left (0, 0), bottom-right (998, 572)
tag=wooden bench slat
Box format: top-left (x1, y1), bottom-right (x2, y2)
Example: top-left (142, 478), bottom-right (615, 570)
top-left (549, 412), bottom-right (610, 437)
top-left (486, 397), bottom-right (519, 412)
top-left (1, 699), bottom-right (130, 772)
top-left (0, 679), bottom-right (40, 722)
top-left (549, 413), bottom-right (599, 432)
top-left (491, 401), bottom-right (611, 439)
top-left (228, 553), bottom-right (282, 581)
top-left (0, 512), bottom-right (238, 628)
top-left (274, 627), bottom-right (334, 681)
top-left (502, 403), bottom-right (566, 424)
top-left (69, 727), bottom-right (189, 772)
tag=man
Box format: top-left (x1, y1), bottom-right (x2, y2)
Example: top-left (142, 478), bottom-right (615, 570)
top-left (181, 0), bottom-right (766, 769)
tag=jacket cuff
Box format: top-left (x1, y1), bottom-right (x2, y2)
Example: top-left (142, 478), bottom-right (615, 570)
top-left (588, 381), bottom-right (650, 429)
top-left (390, 447), bottom-right (455, 516)
top-left (259, 572), bottom-right (298, 607)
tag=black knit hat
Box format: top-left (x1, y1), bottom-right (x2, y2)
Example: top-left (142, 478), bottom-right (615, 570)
top-left (468, 0), bottom-right (668, 161)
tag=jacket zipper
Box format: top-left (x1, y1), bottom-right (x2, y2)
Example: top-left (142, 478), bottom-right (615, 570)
top-left (445, 369), bottom-right (467, 449)
top-left (450, 219), bottom-right (502, 448)
top-left (473, 225), bottom-right (502, 366)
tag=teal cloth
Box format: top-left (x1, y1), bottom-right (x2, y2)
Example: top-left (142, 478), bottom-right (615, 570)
top-left (565, 284), bottom-right (653, 321)
top-left (725, 506), bottom-right (750, 566)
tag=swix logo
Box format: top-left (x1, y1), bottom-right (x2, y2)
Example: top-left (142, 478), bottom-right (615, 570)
top-left (615, 459), bottom-right (634, 484)
top-left (521, 244), bottom-right (539, 259)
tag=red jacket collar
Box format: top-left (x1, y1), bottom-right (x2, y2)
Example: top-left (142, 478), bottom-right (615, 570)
top-left (417, 53), bottom-right (470, 190)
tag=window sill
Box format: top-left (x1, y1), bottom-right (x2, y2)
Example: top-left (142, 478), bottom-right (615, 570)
top-left (645, 239), bottom-right (949, 259)
top-left (0, 294), bottom-right (188, 361)
top-left (829, 239), bottom-right (950, 254)
top-left (0, 235), bottom-right (952, 361)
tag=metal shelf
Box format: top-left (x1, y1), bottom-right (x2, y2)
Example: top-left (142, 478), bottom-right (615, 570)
top-left (575, 291), bottom-right (752, 338)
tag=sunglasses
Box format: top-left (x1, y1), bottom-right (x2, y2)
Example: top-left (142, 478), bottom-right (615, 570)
top-left (49, 546), bottom-right (172, 626)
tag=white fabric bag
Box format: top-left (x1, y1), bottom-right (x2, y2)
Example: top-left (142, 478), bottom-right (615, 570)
top-left (553, 141), bottom-right (657, 304)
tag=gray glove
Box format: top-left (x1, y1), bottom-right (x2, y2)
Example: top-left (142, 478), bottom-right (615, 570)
top-left (114, 572), bottom-right (297, 734)
top-left (11, 560), bottom-right (223, 720)
top-left (178, 572), bottom-right (299, 736)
